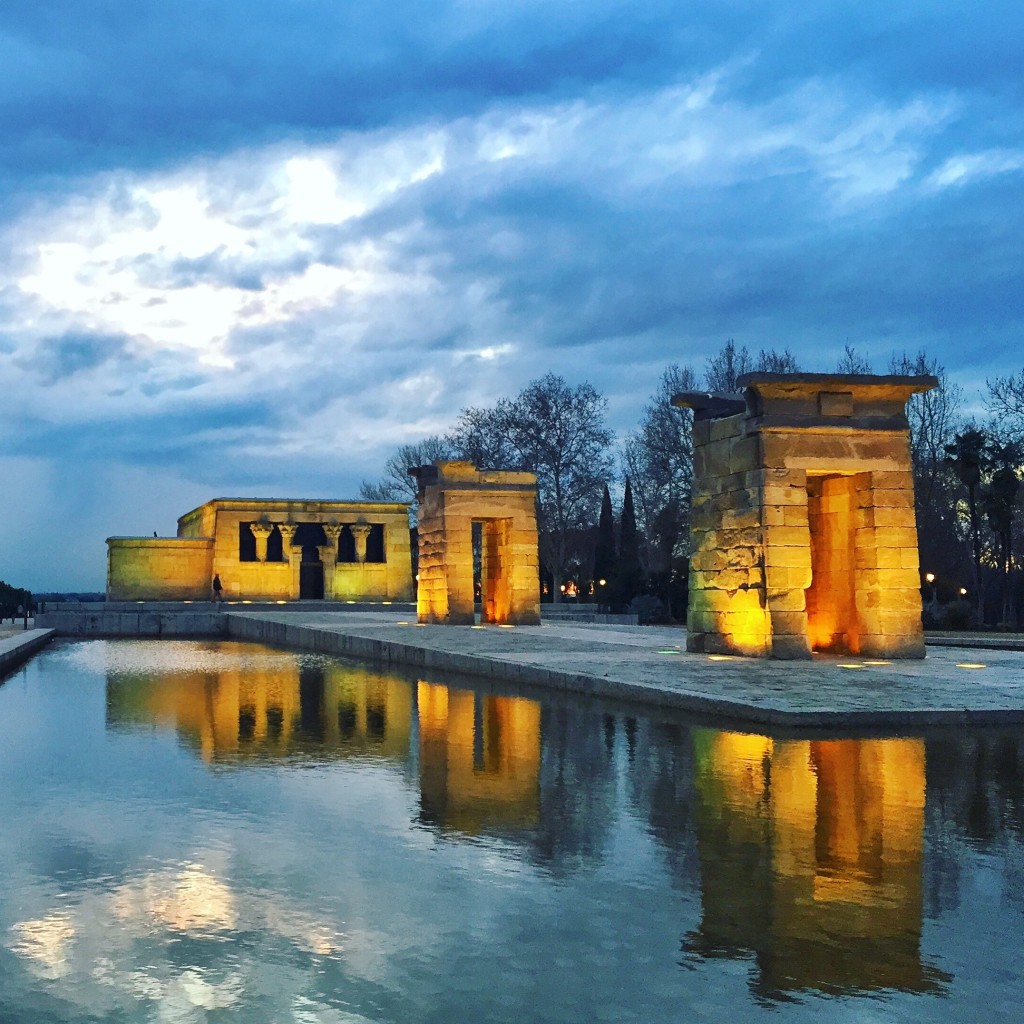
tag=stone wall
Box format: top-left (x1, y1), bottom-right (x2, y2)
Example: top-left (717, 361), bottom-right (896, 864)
top-left (107, 498), bottom-right (414, 602)
top-left (107, 537), bottom-right (214, 601)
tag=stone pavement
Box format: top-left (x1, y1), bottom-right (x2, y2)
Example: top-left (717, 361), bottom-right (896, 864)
top-left (0, 628), bottom-right (54, 680)
top-left (226, 610), bottom-right (1024, 729)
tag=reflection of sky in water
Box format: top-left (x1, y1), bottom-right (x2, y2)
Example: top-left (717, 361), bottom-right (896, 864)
top-left (0, 639), bottom-right (1023, 1022)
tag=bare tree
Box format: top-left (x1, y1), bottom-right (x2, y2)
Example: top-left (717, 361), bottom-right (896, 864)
top-left (447, 374), bottom-right (614, 601)
top-left (622, 363), bottom-right (697, 609)
top-left (504, 375), bottom-right (614, 600)
top-left (703, 339), bottom-right (753, 392)
top-left (986, 370), bottom-right (1024, 427)
top-left (445, 405), bottom-right (515, 469)
top-left (703, 340), bottom-right (800, 391)
top-left (887, 351), bottom-right (967, 593)
top-left (754, 347), bottom-right (801, 374)
top-left (360, 435), bottom-right (451, 510)
top-left (835, 344), bottom-right (873, 374)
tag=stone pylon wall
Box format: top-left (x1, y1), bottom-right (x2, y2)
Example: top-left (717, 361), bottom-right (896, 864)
top-left (413, 461), bottom-right (541, 626)
top-left (679, 374), bottom-right (934, 660)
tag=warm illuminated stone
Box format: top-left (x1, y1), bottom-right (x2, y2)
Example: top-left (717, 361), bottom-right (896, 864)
top-left (106, 498), bottom-right (414, 602)
top-left (411, 461), bottom-right (541, 625)
top-left (674, 372), bottom-right (936, 659)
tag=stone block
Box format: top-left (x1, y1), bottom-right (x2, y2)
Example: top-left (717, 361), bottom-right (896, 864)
top-left (869, 471), bottom-right (914, 491)
top-left (783, 505), bottom-right (810, 527)
top-left (710, 415), bottom-right (744, 442)
top-left (857, 567), bottom-right (922, 590)
top-left (873, 527), bottom-right (920, 549)
top-left (703, 446), bottom-right (733, 481)
top-left (762, 484), bottom-right (809, 507)
top-left (764, 546), bottom-right (811, 569)
top-left (769, 610), bottom-right (808, 637)
top-left (900, 547), bottom-right (921, 569)
top-left (770, 635), bottom-right (813, 660)
top-left (765, 565), bottom-right (812, 590)
top-left (715, 568), bottom-right (759, 592)
top-left (819, 391), bottom-right (854, 417)
top-left (870, 487), bottom-right (916, 509)
top-left (729, 435), bottom-right (760, 474)
top-left (871, 506), bottom-right (918, 529)
top-left (856, 545), bottom-right (902, 570)
top-left (766, 589), bottom-right (806, 612)
top-left (859, 587), bottom-right (924, 611)
top-left (692, 507), bottom-right (719, 531)
top-left (762, 525), bottom-right (810, 547)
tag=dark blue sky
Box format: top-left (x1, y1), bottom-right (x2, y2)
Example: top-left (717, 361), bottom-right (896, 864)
top-left (2, 1), bottom-right (1022, 589)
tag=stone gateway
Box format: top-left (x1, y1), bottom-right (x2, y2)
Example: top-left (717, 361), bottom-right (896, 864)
top-left (411, 461), bottom-right (541, 625)
top-left (674, 373), bottom-right (937, 660)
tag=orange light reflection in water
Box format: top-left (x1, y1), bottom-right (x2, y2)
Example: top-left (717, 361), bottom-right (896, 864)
top-left (686, 729), bottom-right (946, 998)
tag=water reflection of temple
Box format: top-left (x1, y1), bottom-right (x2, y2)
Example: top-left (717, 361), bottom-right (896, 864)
top-left (105, 646), bottom-right (542, 834)
top-left (106, 649), bottom-right (412, 764)
top-left (685, 729), bottom-right (946, 998)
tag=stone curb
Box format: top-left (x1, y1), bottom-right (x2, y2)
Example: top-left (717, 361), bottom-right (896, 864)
top-left (224, 614), bottom-right (1023, 729)
top-left (0, 629), bottom-right (56, 681)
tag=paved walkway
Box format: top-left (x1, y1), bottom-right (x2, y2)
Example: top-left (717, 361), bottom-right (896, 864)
top-left (0, 619), bottom-right (33, 640)
top-left (226, 611), bottom-right (1024, 729)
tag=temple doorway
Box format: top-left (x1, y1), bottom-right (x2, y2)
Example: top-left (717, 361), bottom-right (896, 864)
top-left (300, 546), bottom-right (324, 599)
top-left (805, 474), bottom-right (859, 654)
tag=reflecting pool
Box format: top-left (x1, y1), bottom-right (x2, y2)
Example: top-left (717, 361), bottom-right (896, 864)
top-left (2, 639), bottom-right (1023, 1022)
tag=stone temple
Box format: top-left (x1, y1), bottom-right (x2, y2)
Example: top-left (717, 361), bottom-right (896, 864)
top-left (674, 373), bottom-right (936, 660)
top-left (107, 498), bottom-right (414, 602)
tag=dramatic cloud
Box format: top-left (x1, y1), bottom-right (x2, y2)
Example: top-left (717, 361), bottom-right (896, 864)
top-left (0, 1), bottom-right (1022, 589)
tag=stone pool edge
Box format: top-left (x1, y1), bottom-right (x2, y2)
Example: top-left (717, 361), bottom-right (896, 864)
top-left (0, 629), bottom-right (56, 681)
top-left (222, 613), bottom-right (1022, 730)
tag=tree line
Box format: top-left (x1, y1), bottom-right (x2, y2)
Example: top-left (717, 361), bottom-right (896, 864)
top-left (0, 580), bottom-right (34, 622)
top-left (362, 342), bottom-right (1024, 628)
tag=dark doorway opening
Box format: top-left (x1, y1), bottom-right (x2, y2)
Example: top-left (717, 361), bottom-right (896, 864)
top-left (292, 523), bottom-right (327, 599)
top-left (299, 561), bottom-right (323, 598)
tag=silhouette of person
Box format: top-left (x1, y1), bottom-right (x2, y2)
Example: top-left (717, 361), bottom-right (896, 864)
top-left (212, 573), bottom-right (223, 603)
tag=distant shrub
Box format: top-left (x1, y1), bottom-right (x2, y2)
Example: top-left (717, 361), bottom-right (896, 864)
top-left (629, 594), bottom-right (671, 625)
top-left (939, 599), bottom-right (978, 631)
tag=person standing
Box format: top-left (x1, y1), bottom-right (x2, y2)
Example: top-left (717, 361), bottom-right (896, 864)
top-left (212, 573), bottom-right (223, 604)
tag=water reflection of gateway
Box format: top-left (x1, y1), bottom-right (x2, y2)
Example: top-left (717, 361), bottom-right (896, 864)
top-left (686, 730), bottom-right (947, 998)
top-left (417, 682), bottom-right (541, 834)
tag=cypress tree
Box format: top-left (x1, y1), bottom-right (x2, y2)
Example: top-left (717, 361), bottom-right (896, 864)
top-left (593, 484), bottom-right (617, 609)
top-left (617, 478), bottom-right (643, 609)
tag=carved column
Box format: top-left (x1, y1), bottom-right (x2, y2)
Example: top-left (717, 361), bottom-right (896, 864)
top-left (278, 522), bottom-right (301, 598)
top-left (249, 521), bottom-right (272, 562)
top-left (350, 523), bottom-right (372, 563)
top-left (321, 523), bottom-right (342, 599)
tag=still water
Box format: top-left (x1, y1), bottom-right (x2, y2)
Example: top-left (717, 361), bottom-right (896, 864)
top-left (1, 639), bottom-right (1023, 1023)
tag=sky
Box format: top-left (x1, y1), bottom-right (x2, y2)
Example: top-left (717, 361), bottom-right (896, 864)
top-left (1, 0), bottom-right (1023, 592)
